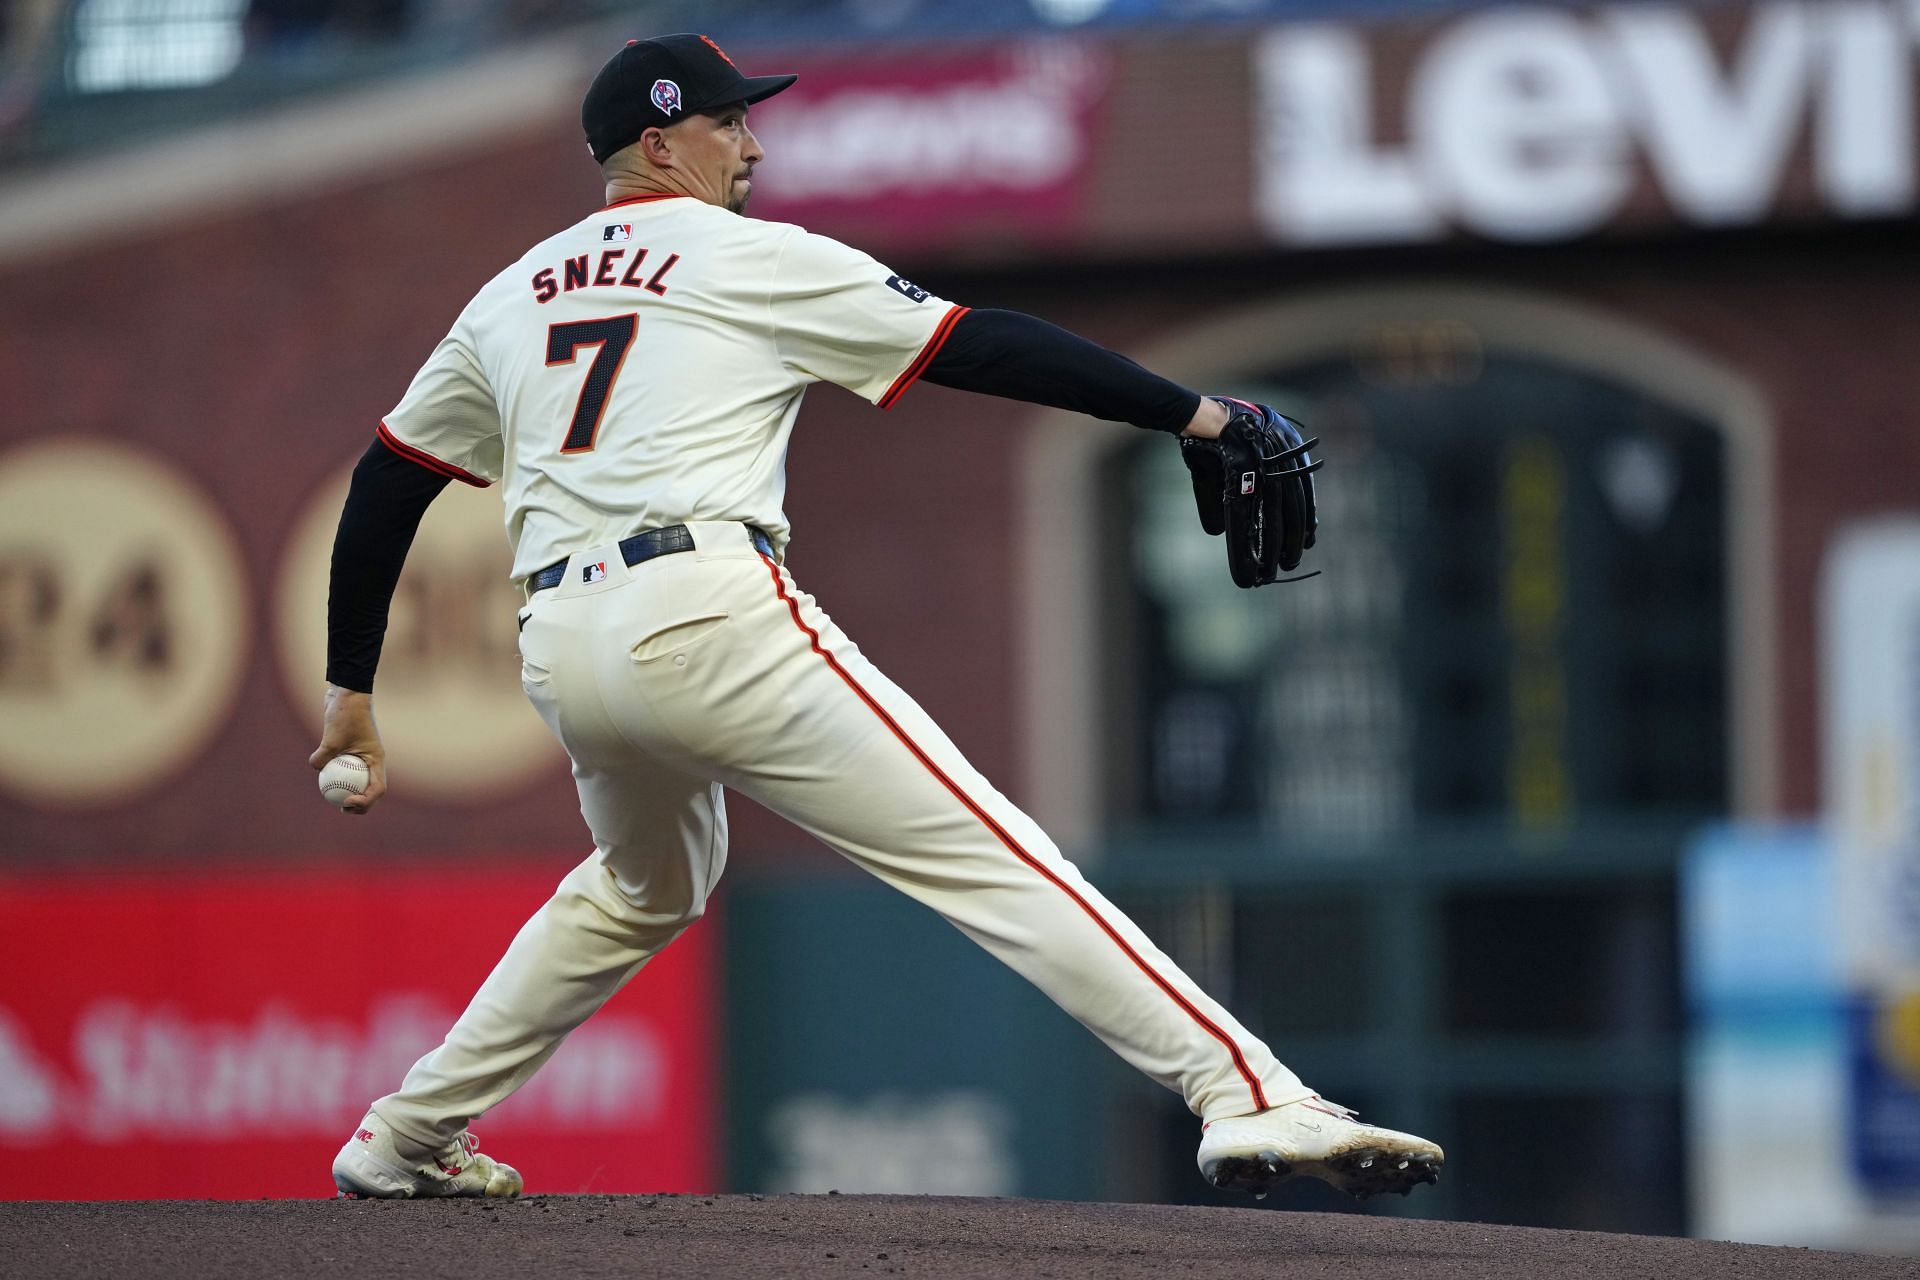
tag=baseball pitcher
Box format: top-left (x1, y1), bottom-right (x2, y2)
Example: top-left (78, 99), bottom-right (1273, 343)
top-left (314, 33), bottom-right (1442, 1203)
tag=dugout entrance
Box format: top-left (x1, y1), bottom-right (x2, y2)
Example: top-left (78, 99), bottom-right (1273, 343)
top-left (1020, 283), bottom-right (1766, 1233)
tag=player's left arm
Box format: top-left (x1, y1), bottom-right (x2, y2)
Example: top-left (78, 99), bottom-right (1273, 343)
top-left (310, 439), bottom-right (453, 814)
top-left (311, 322), bottom-right (502, 814)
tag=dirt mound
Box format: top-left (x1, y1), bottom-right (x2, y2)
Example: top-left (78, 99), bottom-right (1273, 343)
top-left (4, 1194), bottom-right (1899, 1278)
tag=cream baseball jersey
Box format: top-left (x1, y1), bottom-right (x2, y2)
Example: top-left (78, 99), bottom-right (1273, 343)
top-left (377, 192), bottom-right (966, 581)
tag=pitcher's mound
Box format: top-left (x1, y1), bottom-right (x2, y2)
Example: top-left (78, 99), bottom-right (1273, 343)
top-left (4, 1194), bottom-right (1901, 1278)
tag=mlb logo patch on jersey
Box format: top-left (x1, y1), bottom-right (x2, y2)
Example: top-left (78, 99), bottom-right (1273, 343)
top-left (583, 561), bottom-right (608, 584)
top-left (604, 224), bottom-right (632, 242)
top-left (885, 275), bottom-right (931, 304)
top-left (1240, 472), bottom-right (1257, 495)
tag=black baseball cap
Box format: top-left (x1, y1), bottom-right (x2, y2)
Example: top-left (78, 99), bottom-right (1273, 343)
top-left (583, 34), bottom-right (798, 164)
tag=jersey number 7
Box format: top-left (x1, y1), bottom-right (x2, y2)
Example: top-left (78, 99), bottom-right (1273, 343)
top-left (546, 314), bottom-right (637, 453)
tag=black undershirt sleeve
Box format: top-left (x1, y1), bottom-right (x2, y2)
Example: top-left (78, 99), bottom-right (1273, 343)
top-left (324, 437), bottom-right (452, 693)
top-left (920, 308), bottom-right (1200, 434)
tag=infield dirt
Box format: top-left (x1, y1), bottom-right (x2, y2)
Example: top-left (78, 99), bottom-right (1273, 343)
top-left (5, 1194), bottom-right (1903, 1278)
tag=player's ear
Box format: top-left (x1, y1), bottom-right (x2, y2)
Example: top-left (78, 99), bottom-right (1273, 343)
top-left (636, 126), bottom-right (676, 169)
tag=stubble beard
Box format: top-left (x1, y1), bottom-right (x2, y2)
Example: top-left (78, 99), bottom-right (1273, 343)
top-left (728, 169), bottom-right (753, 214)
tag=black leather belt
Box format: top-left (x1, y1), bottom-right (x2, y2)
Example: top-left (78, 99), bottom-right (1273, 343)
top-left (526, 524), bottom-right (774, 594)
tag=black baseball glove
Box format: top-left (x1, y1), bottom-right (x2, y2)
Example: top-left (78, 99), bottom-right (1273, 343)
top-left (1179, 397), bottom-right (1321, 588)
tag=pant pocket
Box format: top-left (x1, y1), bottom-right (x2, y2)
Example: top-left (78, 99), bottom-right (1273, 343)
top-left (518, 617), bottom-right (554, 686)
top-left (630, 612), bottom-right (730, 664)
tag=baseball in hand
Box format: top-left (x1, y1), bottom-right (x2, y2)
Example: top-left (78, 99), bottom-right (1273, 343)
top-left (318, 754), bottom-right (372, 808)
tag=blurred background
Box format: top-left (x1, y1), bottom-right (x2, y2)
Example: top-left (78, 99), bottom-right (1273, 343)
top-left (2, 0), bottom-right (1918, 1252)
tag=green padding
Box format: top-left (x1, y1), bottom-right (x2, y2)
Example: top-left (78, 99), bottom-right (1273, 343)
top-left (723, 877), bottom-right (1108, 1199)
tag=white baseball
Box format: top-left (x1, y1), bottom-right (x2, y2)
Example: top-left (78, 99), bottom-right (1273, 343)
top-left (318, 753), bottom-right (372, 808)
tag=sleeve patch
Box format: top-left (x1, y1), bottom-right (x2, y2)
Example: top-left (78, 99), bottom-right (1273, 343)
top-left (886, 275), bottom-right (932, 304)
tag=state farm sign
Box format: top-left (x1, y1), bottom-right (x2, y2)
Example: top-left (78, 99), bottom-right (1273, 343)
top-left (1255, 0), bottom-right (1918, 245)
top-left (0, 865), bottom-right (716, 1199)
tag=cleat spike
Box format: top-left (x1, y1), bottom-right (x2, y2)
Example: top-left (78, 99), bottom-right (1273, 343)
top-left (1196, 1100), bottom-right (1442, 1202)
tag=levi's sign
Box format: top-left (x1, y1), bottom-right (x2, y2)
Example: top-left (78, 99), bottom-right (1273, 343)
top-left (747, 44), bottom-right (1110, 248)
top-left (1254, 0), bottom-right (1918, 245)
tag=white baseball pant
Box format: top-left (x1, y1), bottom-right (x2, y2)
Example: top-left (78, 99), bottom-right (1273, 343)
top-left (373, 521), bottom-right (1310, 1153)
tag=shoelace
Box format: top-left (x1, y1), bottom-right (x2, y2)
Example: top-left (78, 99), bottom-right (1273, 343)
top-left (1203, 1097), bottom-right (1361, 1131)
top-left (430, 1130), bottom-right (480, 1174)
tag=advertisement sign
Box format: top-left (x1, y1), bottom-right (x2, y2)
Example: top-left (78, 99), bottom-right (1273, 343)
top-left (1824, 518), bottom-right (1920, 1201)
top-left (1254, 0), bottom-right (1917, 246)
top-left (748, 41), bottom-right (1111, 252)
top-left (1681, 825), bottom-right (1857, 1246)
top-left (0, 863), bottom-right (716, 1199)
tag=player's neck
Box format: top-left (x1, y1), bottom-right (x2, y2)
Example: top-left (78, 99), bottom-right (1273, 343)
top-left (604, 175), bottom-right (699, 207)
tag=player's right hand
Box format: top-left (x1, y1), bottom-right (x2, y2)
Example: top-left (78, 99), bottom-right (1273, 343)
top-left (311, 684), bottom-right (389, 815)
top-left (1179, 399), bottom-right (1321, 588)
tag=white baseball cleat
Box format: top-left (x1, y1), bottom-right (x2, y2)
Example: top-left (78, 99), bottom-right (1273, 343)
top-left (1197, 1097), bottom-right (1443, 1200)
top-left (332, 1110), bottom-right (523, 1200)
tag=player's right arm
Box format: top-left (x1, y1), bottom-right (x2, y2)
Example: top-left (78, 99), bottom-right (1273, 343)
top-left (312, 327), bottom-right (503, 815)
top-left (764, 227), bottom-right (1227, 439)
top-left (920, 309), bottom-right (1231, 439)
